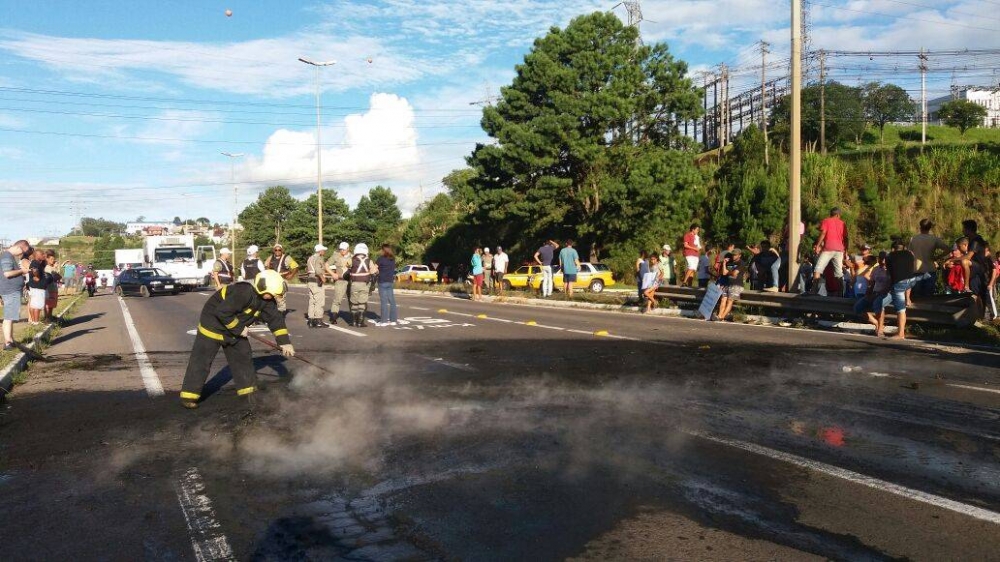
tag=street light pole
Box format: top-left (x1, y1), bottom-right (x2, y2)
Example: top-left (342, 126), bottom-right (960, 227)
top-left (789, 0), bottom-right (803, 290)
top-left (222, 152), bottom-right (244, 254)
top-left (298, 57), bottom-right (336, 246)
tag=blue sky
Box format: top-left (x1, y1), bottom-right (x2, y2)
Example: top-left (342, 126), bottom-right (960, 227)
top-left (1, 0), bottom-right (998, 240)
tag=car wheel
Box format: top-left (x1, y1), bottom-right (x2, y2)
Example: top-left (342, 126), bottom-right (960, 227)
top-left (502, 280), bottom-right (511, 290)
top-left (589, 279), bottom-right (605, 293)
top-left (115, 285), bottom-right (124, 297)
top-left (140, 285), bottom-right (151, 298)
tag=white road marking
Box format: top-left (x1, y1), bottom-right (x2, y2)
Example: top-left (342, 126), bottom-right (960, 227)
top-left (409, 306), bottom-right (431, 311)
top-left (175, 467), bottom-right (236, 562)
top-left (947, 383), bottom-right (1000, 395)
top-left (198, 293), bottom-right (213, 296)
top-left (328, 325), bottom-right (367, 337)
top-left (689, 431), bottom-right (1000, 525)
top-left (416, 355), bottom-right (477, 372)
top-left (117, 296), bottom-right (164, 397)
top-left (566, 329), bottom-right (592, 335)
top-left (531, 324), bottom-right (565, 331)
top-left (487, 317), bottom-right (513, 323)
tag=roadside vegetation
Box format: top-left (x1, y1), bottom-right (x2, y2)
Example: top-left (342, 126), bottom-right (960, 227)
top-left (0, 293), bottom-right (87, 379)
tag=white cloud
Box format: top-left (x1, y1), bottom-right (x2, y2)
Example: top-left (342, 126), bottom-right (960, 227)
top-left (0, 112), bottom-right (27, 128)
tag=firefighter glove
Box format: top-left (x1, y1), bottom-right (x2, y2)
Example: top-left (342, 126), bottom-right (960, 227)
top-left (240, 326), bottom-right (250, 338)
top-left (280, 344), bottom-right (295, 358)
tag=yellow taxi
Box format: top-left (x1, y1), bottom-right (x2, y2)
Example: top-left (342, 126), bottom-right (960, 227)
top-left (528, 263), bottom-right (615, 293)
top-left (500, 265), bottom-right (545, 290)
top-left (396, 264), bottom-right (438, 283)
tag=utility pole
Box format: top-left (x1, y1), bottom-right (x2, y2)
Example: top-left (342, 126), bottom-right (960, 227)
top-left (760, 40), bottom-right (770, 166)
top-left (919, 48), bottom-right (928, 146)
top-left (819, 50), bottom-right (827, 155)
top-left (299, 57), bottom-right (336, 246)
top-left (790, 0), bottom-right (803, 290)
top-left (222, 152), bottom-right (244, 253)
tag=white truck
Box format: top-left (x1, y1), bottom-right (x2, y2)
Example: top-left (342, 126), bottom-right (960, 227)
top-left (114, 248), bottom-right (144, 270)
top-left (143, 235), bottom-right (217, 290)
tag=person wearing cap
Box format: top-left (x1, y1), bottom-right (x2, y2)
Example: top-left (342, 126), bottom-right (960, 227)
top-left (347, 243), bottom-right (378, 327)
top-left (179, 270), bottom-right (294, 409)
top-left (482, 247), bottom-right (494, 294)
top-left (715, 248), bottom-right (747, 322)
top-left (212, 248), bottom-right (235, 288)
top-left (908, 218), bottom-right (950, 297)
top-left (493, 246), bottom-right (509, 295)
top-left (240, 245), bottom-right (265, 282)
top-left (306, 244), bottom-right (333, 328)
top-left (265, 244), bottom-right (299, 315)
top-left (329, 242), bottom-right (352, 324)
top-left (660, 244), bottom-right (675, 287)
top-left (809, 207), bottom-right (849, 295)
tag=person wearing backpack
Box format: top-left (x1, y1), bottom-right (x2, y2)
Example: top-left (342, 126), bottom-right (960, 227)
top-left (346, 243), bottom-right (378, 327)
top-left (240, 245), bottom-right (265, 282)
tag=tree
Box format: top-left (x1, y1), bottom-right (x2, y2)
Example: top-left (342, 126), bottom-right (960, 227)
top-left (772, 82), bottom-right (865, 149)
top-left (352, 186), bottom-right (403, 247)
top-left (938, 99), bottom-right (988, 136)
top-left (465, 12), bottom-right (703, 276)
top-left (400, 193), bottom-right (466, 262)
top-left (196, 217), bottom-right (211, 227)
top-left (862, 82), bottom-right (914, 143)
top-left (283, 189), bottom-right (351, 260)
top-left (79, 217), bottom-right (125, 237)
top-left (238, 186), bottom-right (300, 247)
top-left (172, 216), bottom-right (182, 226)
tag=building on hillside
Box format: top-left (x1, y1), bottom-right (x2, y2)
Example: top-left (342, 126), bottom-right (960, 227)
top-left (125, 222), bottom-right (174, 236)
top-left (25, 237), bottom-right (61, 247)
top-left (928, 87), bottom-right (1000, 128)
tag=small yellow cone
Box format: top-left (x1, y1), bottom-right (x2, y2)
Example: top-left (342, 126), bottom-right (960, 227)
top-left (525, 320), bottom-right (537, 326)
top-left (477, 313), bottom-right (488, 319)
top-left (438, 309), bottom-right (448, 313)
top-left (594, 330), bottom-right (609, 337)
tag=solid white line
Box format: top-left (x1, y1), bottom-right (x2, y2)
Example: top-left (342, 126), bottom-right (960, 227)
top-left (409, 306), bottom-right (431, 311)
top-left (689, 431), bottom-right (1000, 525)
top-left (416, 355), bottom-right (477, 372)
top-left (566, 329), bottom-right (592, 335)
top-left (488, 317), bottom-right (513, 323)
top-left (116, 296), bottom-right (164, 397)
top-left (947, 383), bottom-right (1000, 395)
top-left (328, 325), bottom-right (367, 338)
top-left (175, 467), bottom-right (236, 562)
top-left (532, 324), bottom-right (565, 331)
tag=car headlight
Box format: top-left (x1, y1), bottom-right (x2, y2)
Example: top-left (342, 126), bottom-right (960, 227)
top-left (150, 281), bottom-right (162, 285)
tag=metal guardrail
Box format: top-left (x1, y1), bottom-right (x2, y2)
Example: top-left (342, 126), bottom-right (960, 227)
top-left (654, 285), bottom-right (983, 328)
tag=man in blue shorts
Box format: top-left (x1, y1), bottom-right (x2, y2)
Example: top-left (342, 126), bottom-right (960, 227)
top-left (559, 239), bottom-right (581, 297)
top-left (1, 240), bottom-right (31, 350)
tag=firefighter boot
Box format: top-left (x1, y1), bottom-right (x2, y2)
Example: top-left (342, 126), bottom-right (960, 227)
top-left (181, 398), bottom-right (199, 409)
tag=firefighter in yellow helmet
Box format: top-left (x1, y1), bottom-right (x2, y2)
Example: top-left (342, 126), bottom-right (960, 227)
top-left (179, 270), bottom-right (294, 409)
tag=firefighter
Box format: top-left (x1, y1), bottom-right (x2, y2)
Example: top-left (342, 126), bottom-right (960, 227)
top-left (265, 244), bottom-right (298, 315)
top-left (179, 270), bottom-right (294, 409)
top-left (329, 242), bottom-right (352, 324)
top-left (212, 248), bottom-right (235, 288)
top-left (347, 243), bottom-right (378, 327)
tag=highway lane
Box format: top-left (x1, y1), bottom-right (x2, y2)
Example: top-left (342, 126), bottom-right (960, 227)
top-left (0, 285), bottom-right (998, 560)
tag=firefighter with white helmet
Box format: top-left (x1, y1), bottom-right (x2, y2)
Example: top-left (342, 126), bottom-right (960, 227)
top-left (346, 243), bottom-right (378, 327)
top-left (179, 270), bottom-right (294, 409)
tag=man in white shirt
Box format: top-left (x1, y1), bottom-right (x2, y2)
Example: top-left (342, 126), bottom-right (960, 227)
top-left (493, 246), bottom-right (509, 295)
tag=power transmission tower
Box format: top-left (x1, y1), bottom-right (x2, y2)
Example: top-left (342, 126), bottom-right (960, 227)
top-left (759, 41), bottom-right (771, 165)
top-left (919, 48), bottom-right (928, 146)
top-left (802, 0), bottom-right (814, 81)
top-left (613, 0), bottom-right (644, 44)
top-left (468, 84), bottom-right (498, 108)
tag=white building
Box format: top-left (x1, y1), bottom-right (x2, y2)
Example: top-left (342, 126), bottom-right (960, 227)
top-left (928, 87), bottom-right (1000, 128)
top-left (124, 222), bottom-right (175, 236)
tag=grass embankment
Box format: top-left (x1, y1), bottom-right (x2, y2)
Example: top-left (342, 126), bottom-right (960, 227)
top-left (0, 293), bottom-right (87, 381)
top-left (851, 124), bottom-right (1000, 152)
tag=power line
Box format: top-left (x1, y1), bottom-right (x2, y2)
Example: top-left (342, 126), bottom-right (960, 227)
top-left (809, 1), bottom-right (1000, 33)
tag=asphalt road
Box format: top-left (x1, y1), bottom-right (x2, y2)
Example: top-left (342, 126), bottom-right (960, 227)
top-left (2, 284), bottom-right (999, 561)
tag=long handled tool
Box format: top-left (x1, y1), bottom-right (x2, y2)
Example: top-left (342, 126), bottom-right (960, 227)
top-left (246, 332), bottom-right (338, 377)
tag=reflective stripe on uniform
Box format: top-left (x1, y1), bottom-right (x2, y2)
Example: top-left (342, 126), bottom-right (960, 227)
top-left (180, 391), bottom-right (200, 400)
top-left (243, 308), bottom-right (254, 314)
top-left (225, 318), bottom-right (239, 329)
top-left (198, 324), bottom-right (224, 341)
top-left (236, 387), bottom-right (255, 396)
top-left (220, 286), bottom-right (228, 299)
top-left (273, 328), bottom-right (288, 336)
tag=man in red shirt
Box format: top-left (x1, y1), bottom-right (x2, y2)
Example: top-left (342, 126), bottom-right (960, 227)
top-left (682, 224), bottom-right (702, 287)
top-left (809, 207), bottom-right (849, 295)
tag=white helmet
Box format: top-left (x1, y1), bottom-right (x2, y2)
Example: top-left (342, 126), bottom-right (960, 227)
top-left (246, 245), bottom-right (259, 255)
top-left (220, 247), bottom-right (231, 255)
top-left (338, 242), bottom-right (350, 250)
top-left (354, 243), bottom-right (369, 256)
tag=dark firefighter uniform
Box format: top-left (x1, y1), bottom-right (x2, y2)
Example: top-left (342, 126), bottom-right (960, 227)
top-left (180, 272), bottom-right (292, 408)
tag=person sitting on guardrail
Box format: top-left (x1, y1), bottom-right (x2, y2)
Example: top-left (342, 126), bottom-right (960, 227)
top-left (641, 253), bottom-right (662, 313)
top-left (808, 207), bottom-right (849, 296)
top-left (909, 218), bottom-right (951, 298)
top-left (984, 242), bottom-right (998, 321)
top-left (887, 241), bottom-right (932, 341)
top-left (682, 224), bottom-right (702, 287)
top-left (748, 240), bottom-right (781, 293)
top-left (715, 249), bottom-right (747, 322)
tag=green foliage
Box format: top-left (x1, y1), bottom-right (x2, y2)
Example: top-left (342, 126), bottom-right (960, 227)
top-left (238, 186), bottom-right (299, 247)
top-left (938, 100), bottom-right (989, 135)
top-left (771, 82), bottom-right (865, 149)
top-left (78, 217), bottom-right (124, 237)
top-left (91, 234), bottom-right (143, 269)
top-left (862, 82), bottom-right (914, 142)
top-left (352, 186), bottom-right (403, 248)
top-left (464, 11), bottom-right (703, 280)
top-left (399, 193), bottom-right (465, 262)
top-left (283, 189), bottom-right (352, 260)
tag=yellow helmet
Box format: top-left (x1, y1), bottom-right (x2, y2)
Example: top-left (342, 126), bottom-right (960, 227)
top-left (254, 270), bottom-right (287, 296)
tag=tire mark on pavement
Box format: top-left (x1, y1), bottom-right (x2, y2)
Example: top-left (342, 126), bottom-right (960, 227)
top-left (116, 295), bottom-right (165, 397)
top-left (174, 467), bottom-right (235, 562)
top-left (689, 431), bottom-right (1000, 525)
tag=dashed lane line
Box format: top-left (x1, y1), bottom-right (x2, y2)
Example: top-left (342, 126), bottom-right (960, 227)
top-left (947, 383), bottom-right (1000, 395)
top-left (174, 467), bottom-right (236, 562)
top-left (116, 296), bottom-right (165, 397)
top-left (416, 355), bottom-right (478, 373)
top-left (689, 431), bottom-right (1000, 526)
top-left (328, 324), bottom-right (367, 337)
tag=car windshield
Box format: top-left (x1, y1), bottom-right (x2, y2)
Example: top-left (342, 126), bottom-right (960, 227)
top-left (154, 248), bottom-right (194, 262)
top-left (592, 263), bottom-right (610, 271)
top-left (138, 269), bottom-right (169, 279)
top-left (411, 266), bottom-right (429, 271)
top-left (515, 266), bottom-right (529, 274)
